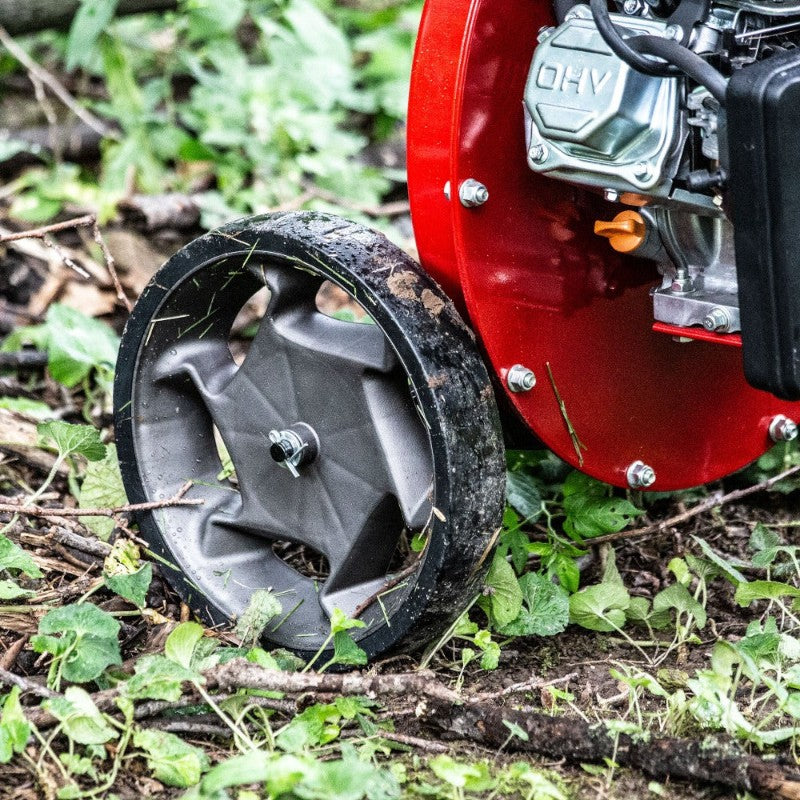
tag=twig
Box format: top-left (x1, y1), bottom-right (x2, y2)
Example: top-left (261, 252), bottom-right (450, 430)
top-left (0, 667), bottom-right (56, 698)
top-left (426, 699), bottom-right (800, 800)
top-left (0, 215), bottom-right (96, 243)
top-left (209, 662), bottom-right (459, 703)
top-left (48, 527), bottom-right (112, 558)
top-left (587, 463), bottom-right (800, 546)
top-left (476, 671), bottom-right (579, 700)
top-left (91, 221), bottom-right (132, 312)
top-left (0, 481), bottom-right (203, 520)
top-left (0, 27), bottom-right (115, 139)
top-left (352, 560), bottom-right (420, 619)
top-left (545, 362), bottom-right (586, 467)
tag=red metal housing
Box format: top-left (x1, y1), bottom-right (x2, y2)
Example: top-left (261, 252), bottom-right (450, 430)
top-left (407, 0), bottom-right (800, 490)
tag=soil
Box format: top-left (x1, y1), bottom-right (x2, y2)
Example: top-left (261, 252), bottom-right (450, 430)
top-left (0, 217), bottom-right (798, 799)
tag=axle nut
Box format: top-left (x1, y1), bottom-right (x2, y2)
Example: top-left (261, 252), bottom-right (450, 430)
top-left (507, 364), bottom-right (536, 393)
top-left (459, 179), bottom-right (489, 208)
top-left (769, 414), bottom-right (798, 443)
top-left (626, 460), bottom-right (656, 489)
top-left (702, 307), bottom-right (731, 333)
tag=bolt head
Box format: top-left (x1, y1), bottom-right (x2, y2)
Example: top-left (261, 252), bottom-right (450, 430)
top-left (529, 144), bottom-right (548, 164)
top-left (770, 414), bottom-right (798, 443)
top-left (626, 460), bottom-right (656, 489)
top-left (702, 307), bottom-right (731, 333)
top-left (507, 364), bottom-right (536, 393)
top-left (443, 181), bottom-right (451, 201)
top-left (537, 25), bottom-right (555, 42)
top-left (623, 0), bottom-right (640, 13)
top-left (633, 161), bottom-right (651, 180)
top-left (665, 24), bottom-right (683, 40)
top-left (604, 188), bottom-right (620, 202)
top-left (459, 179), bottom-right (489, 208)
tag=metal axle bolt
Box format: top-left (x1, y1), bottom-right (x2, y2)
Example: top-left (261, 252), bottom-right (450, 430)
top-left (268, 423), bottom-right (319, 478)
top-left (769, 414), bottom-right (798, 443)
top-left (633, 161), bottom-right (651, 180)
top-left (506, 364), bottom-right (536, 393)
top-left (702, 307), bottom-right (732, 333)
top-left (459, 179), bottom-right (489, 208)
top-left (626, 460), bottom-right (656, 489)
top-left (623, 0), bottom-right (641, 13)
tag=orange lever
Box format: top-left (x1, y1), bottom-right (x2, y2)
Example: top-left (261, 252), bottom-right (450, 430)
top-left (594, 210), bottom-right (647, 254)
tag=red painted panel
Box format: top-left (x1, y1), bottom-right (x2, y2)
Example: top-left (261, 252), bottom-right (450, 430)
top-left (408, 0), bottom-right (800, 489)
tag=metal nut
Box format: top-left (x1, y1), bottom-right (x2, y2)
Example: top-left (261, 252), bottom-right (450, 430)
top-left (459, 179), bottom-right (489, 208)
top-left (506, 364), bottom-right (536, 393)
top-left (633, 161), bottom-right (651, 180)
top-left (604, 189), bottom-right (620, 202)
top-left (626, 460), bottom-right (656, 489)
top-left (769, 414), bottom-right (798, 443)
top-left (529, 144), bottom-right (549, 164)
top-left (665, 24), bottom-right (684, 40)
top-left (702, 307), bottom-right (731, 333)
top-left (623, 0), bottom-right (641, 13)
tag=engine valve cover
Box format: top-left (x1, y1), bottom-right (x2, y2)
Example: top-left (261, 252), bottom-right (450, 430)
top-left (525, 5), bottom-right (683, 195)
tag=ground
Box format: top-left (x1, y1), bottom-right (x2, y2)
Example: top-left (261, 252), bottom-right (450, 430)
top-left (1, 216), bottom-right (799, 800)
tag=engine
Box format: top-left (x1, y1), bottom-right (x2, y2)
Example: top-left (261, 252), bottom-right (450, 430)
top-left (525, 0), bottom-right (800, 398)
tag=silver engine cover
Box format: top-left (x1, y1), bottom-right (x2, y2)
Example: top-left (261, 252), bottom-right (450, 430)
top-left (524, 5), bottom-right (685, 196)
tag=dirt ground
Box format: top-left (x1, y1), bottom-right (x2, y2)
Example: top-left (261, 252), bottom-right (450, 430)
top-left (1, 218), bottom-right (798, 799)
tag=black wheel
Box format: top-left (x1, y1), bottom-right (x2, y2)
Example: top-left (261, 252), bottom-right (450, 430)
top-left (114, 212), bottom-right (505, 660)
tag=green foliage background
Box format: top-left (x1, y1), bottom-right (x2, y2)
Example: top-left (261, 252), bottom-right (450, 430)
top-left (4, 0), bottom-right (421, 228)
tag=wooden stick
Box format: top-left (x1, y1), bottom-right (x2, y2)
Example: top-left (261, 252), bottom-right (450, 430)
top-left (0, 28), bottom-right (113, 139)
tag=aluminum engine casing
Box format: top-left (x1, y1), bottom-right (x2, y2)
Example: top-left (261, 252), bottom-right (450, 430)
top-left (524, 5), bottom-right (685, 196)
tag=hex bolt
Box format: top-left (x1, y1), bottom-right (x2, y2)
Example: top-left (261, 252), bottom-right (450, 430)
top-left (506, 364), bottom-right (536, 393)
top-left (529, 144), bottom-right (549, 164)
top-left (459, 179), bottom-right (489, 208)
top-left (604, 188), bottom-right (620, 202)
top-left (702, 307), bottom-right (732, 333)
top-left (769, 414), bottom-right (798, 443)
top-left (537, 25), bottom-right (555, 42)
top-left (665, 24), bottom-right (684, 40)
top-left (623, 0), bottom-right (641, 13)
top-left (633, 161), bottom-right (651, 180)
top-left (626, 460), bottom-right (656, 489)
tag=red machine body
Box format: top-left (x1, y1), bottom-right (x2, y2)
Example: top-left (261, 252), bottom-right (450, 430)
top-left (406, 0), bottom-right (800, 491)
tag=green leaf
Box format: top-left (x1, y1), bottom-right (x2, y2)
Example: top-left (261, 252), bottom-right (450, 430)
top-left (735, 580), bottom-right (800, 607)
top-left (165, 621), bottom-right (205, 669)
top-left (329, 608), bottom-right (366, 635)
top-left (24, 304), bottom-right (118, 389)
top-left (692, 536), bottom-right (747, 585)
top-left (104, 564), bottom-right (152, 608)
top-left (124, 654), bottom-right (199, 701)
top-left (38, 420), bottom-right (106, 462)
top-left (569, 582), bottom-right (630, 632)
top-left (34, 603), bottom-right (121, 683)
top-left (66, 0), bottom-right (120, 70)
top-left (506, 470), bottom-right (542, 522)
top-left (0, 534), bottom-right (42, 578)
top-left (0, 687), bottom-right (30, 763)
top-left (484, 552), bottom-right (523, 628)
top-left (562, 472), bottom-right (643, 540)
top-left (133, 728), bottom-right (209, 787)
top-left (332, 631), bottom-right (368, 666)
top-left (0, 397), bottom-right (54, 420)
top-left (0, 579), bottom-right (33, 600)
top-left (44, 687), bottom-right (117, 745)
top-left (498, 572), bottom-right (569, 637)
top-left (651, 583), bottom-right (707, 629)
top-left (235, 589), bottom-right (282, 648)
top-left (198, 750), bottom-right (271, 795)
top-left (429, 756), bottom-right (492, 792)
top-left (80, 444), bottom-right (127, 540)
